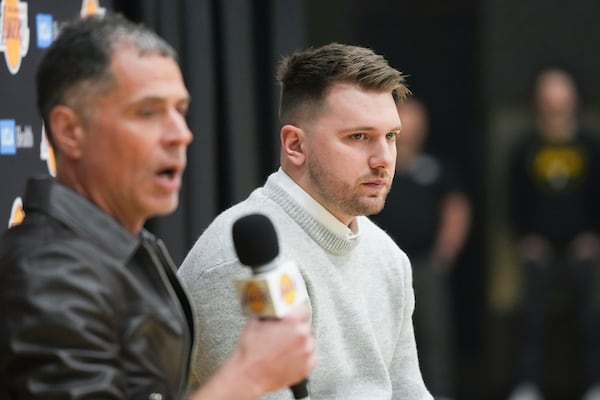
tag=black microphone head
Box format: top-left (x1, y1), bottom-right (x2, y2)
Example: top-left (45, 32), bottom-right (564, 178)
top-left (232, 213), bottom-right (279, 268)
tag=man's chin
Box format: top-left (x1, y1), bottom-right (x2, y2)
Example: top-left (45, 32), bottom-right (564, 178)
top-left (366, 206), bottom-right (385, 216)
top-left (149, 199), bottom-right (179, 218)
top-left (367, 206), bottom-right (385, 216)
top-left (354, 199), bottom-right (385, 217)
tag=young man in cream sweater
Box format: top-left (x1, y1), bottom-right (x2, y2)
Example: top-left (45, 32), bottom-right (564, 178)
top-left (179, 43), bottom-right (432, 400)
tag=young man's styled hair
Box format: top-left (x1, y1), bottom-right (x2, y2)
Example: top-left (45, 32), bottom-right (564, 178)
top-left (276, 42), bottom-right (410, 125)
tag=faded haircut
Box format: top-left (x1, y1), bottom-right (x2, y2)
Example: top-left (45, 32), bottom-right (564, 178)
top-left (276, 42), bottom-right (410, 125)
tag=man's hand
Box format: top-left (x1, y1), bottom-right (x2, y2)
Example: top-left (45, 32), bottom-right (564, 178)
top-left (189, 304), bottom-right (316, 400)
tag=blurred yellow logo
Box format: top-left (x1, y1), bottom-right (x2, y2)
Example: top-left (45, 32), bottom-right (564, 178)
top-left (533, 145), bottom-right (585, 190)
top-left (243, 282), bottom-right (267, 313)
top-left (281, 274), bottom-right (296, 305)
top-left (8, 196), bottom-right (24, 228)
top-left (0, 0), bottom-right (30, 74)
top-left (81, 0), bottom-right (105, 18)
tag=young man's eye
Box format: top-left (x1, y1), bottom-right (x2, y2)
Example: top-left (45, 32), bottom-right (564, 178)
top-left (351, 133), bottom-right (365, 140)
top-left (386, 132), bottom-right (398, 140)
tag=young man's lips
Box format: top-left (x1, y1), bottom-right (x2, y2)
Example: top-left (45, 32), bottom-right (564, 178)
top-left (363, 179), bottom-right (388, 188)
top-left (365, 177), bottom-right (387, 184)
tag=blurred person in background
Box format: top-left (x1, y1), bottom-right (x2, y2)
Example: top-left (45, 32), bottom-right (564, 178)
top-left (371, 97), bottom-right (472, 400)
top-left (507, 68), bottom-right (600, 400)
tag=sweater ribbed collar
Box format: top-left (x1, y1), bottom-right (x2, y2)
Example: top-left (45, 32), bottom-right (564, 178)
top-left (263, 171), bottom-right (360, 256)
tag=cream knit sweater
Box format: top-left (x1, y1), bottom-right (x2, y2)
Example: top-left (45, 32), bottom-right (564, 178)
top-left (178, 172), bottom-right (432, 400)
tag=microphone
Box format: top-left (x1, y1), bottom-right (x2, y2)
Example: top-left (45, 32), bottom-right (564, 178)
top-left (232, 213), bottom-right (310, 400)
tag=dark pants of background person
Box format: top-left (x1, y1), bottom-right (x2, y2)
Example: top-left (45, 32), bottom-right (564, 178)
top-left (517, 247), bottom-right (600, 391)
top-left (412, 256), bottom-right (456, 398)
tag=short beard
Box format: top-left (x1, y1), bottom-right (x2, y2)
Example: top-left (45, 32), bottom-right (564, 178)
top-left (307, 157), bottom-right (390, 218)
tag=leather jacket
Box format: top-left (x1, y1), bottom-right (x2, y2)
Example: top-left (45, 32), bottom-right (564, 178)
top-left (0, 177), bottom-right (195, 399)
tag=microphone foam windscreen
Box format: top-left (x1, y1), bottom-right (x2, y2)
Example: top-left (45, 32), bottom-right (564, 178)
top-left (232, 213), bottom-right (279, 267)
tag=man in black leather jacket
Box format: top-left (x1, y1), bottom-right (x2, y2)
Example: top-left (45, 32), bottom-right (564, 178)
top-left (0, 14), bottom-right (315, 400)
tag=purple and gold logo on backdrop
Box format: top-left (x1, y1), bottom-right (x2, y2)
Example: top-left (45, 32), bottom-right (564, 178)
top-left (0, 0), bottom-right (30, 74)
top-left (81, 0), bottom-right (105, 17)
top-left (8, 196), bottom-right (24, 227)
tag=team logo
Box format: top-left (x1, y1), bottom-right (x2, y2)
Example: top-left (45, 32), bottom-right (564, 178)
top-left (280, 274), bottom-right (296, 304)
top-left (533, 146), bottom-right (584, 191)
top-left (242, 282), bottom-right (267, 313)
top-left (81, 0), bottom-right (105, 18)
top-left (8, 196), bottom-right (24, 228)
top-left (40, 124), bottom-right (56, 176)
top-left (0, 119), bottom-right (34, 155)
top-left (0, 0), bottom-right (30, 75)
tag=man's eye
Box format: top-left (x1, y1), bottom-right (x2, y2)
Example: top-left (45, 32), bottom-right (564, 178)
top-left (351, 133), bottom-right (365, 140)
top-left (177, 106), bottom-right (189, 116)
top-left (139, 109), bottom-right (158, 117)
top-left (386, 132), bottom-right (398, 140)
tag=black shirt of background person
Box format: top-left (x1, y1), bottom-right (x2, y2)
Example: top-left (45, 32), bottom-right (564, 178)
top-left (508, 130), bottom-right (600, 246)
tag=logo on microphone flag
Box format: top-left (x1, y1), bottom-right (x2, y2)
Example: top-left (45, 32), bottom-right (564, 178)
top-left (236, 260), bottom-right (308, 319)
top-left (281, 273), bottom-right (296, 305)
top-left (242, 281), bottom-right (268, 314)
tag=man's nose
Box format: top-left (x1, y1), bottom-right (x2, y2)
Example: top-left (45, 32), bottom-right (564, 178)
top-left (370, 137), bottom-right (395, 169)
top-left (164, 109), bottom-right (193, 146)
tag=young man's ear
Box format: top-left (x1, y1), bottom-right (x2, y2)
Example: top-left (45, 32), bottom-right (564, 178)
top-left (48, 105), bottom-right (86, 159)
top-left (280, 124), bottom-right (306, 167)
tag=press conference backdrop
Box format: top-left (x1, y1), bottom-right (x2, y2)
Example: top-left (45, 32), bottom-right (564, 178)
top-left (0, 0), bottom-right (112, 230)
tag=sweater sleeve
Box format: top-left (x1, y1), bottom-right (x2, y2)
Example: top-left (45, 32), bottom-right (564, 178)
top-left (177, 225), bottom-right (249, 389)
top-left (389, 252), bottom-right (434, 400)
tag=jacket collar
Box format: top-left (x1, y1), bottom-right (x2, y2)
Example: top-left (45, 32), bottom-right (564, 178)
top-left (23, 176), bottom-right (141, 262)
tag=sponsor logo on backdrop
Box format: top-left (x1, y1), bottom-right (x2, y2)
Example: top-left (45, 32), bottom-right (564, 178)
top-left (8, 196), bottom-right (24, 228)
top-left (0, 0), bottom-right (30, 74)
top-left (0, 118), bottom-right (15, 154)
top-left (81, 0), bottom-right (105, 17)
top-left (0, 119), bottom-right (33, 155)
top-left (35, 13), bottom-right (53, 49)
top-left (40, 124), bottom-right (56, 176)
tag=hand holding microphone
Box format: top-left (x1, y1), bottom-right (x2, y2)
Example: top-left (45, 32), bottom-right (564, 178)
top-left (232, 213), bottom-right (313, 400)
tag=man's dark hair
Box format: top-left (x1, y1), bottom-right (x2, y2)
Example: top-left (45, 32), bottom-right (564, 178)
top-left (36, 13), bottom-right (177, 148)
top-left (276, 42), bottom-right (410, 125)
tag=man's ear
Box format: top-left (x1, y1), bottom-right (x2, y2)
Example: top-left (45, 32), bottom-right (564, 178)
top-left (48, 105), bottom-right (86, 159)
top-left (281, 124), bottom-right (306, 166)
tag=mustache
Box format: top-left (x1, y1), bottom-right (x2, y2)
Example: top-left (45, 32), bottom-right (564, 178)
top-left (364, 169), bottom-right (391, 180)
